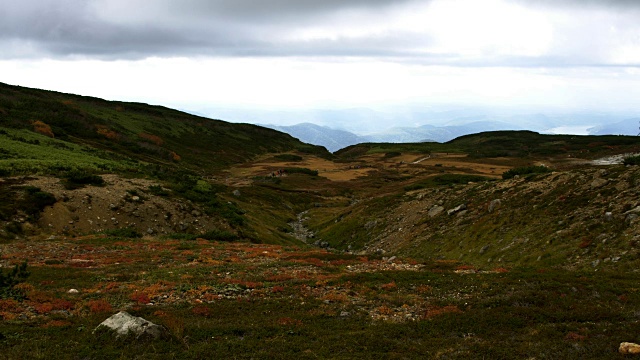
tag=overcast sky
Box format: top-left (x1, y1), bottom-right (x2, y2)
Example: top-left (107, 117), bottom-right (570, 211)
top-left (1, 0), bottom-right (639, 123)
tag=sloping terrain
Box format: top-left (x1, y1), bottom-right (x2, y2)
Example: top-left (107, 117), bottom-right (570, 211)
top-left (3, 84), bottom-right (640, 358)
top-left (0, 82), bottom-right (329, 175)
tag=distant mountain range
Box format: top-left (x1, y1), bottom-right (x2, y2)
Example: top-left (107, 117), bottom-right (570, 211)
top-left (266, 118), bottom-right (640, 153)
top-left (588, 118), bottom-right (640, 136)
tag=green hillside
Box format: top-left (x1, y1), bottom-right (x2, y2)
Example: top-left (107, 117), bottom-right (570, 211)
top-left (336, 130), bottom-right (640, 160)
top-left (0, 82), bottom-right (329, 175)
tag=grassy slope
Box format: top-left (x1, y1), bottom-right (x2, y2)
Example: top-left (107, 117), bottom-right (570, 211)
top-left (336, 130), bottom-right (640, 160)
top-left (0, 82), bottom-right (330, 175)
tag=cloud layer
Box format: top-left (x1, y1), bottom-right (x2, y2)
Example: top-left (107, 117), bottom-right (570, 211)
top-left (1, 0), bottom-right (639, 66)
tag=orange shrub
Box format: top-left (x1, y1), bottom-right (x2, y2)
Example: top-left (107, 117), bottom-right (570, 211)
top-left (87, 299), bottom-right (112, 313)
top-left (565, 332), bottom-right (587, 341)
top-left (96, 125), bottom-right (120, 140)
top-left (41, 320), bottom-right (71, 328)
top-left (277, 317), bottom-right (303, 326)
top-left (0, 299), bottom-right (20, 312)
top-left (130, 292), bottom-right (151, 304)
top-left (381, 282), bottom-right (397, 291)
top-left (138, 132), bottom-right (164, 146)
top-left (170, 151), bottom-right (181, 161)
top-left (192, 305), bottom-right (214, 318)
top-left (32, 120), bottom-right (54, 138)
top-left (423, 305), bottom-right (462, 319)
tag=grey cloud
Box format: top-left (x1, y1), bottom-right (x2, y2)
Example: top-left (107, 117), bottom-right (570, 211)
top-left (509, 0), bottom-right (640, 9)
top-left (1, 0), bottom-right (639, 67)
top-left (0, 0), bottom-right (422, 59)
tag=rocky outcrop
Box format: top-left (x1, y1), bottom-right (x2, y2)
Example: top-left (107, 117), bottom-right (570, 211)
top-left (619, 342), bottom-right (640, 354)
top-left (94, 311), bottom-right (170, 340)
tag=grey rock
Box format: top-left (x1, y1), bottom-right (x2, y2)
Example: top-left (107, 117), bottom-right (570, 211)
top-left (624, 206), bottom-right (640, 215)
top-left (232, 190), bottom-right (241, 197)
top-left (131, 196), bottom-right (140, 202)
top-left (488, 199), bottom-right (501, 213)
top-left (604, 212), bottom-right (613, 222)
top-left (447, 204), bottom-right (467, 216)
top-left (94, 311), bottom-right (170, 340)
top-left (191, 210), bottom-right (201, 217)
top-left (364, 220), bottom-right (377, 230)
top-left (590, 178), bottom-right (608, 189)
top-left (479, 245), bottom-right (490, 254)
top-left (146, 228), bottom-right (154, 235)
top-left (428, 206), bottom-right (445, 217)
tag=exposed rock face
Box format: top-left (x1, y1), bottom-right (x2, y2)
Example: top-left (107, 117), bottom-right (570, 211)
top-left (94, 311), bottom-right (170, 340)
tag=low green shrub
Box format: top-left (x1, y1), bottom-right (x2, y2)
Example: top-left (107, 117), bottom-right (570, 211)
top-left (502, 165), bottom-right (551, 179)
top-left (284, 167), bottom-right (318, 176)
top-left (274, 154), bottom-right (303, 162)
top-left (0, 261), bottom-right (29, 300)
top-left (405, 174), bottom-right (492, 191)
top-left (62, 170), bottom-right (105, 189)
top-left (22, 187), bottom-right (57, 218)
top-left (148, 185), bottom-right (170, 197)
top-left (623, 155), bottom-right (640, 166)
top-left (101, 227), bottom-right (142, 239)
top-left (200, 230), bottom-right (239, 242)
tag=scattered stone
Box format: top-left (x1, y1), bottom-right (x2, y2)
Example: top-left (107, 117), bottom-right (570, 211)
top-left (340, 311), bottom-right (351, 317)
top-left (488, 199), bottom-right (501, 213)
top-left (447, 204), bottom-right (467, 216)
top-left (592, 259), bottom-right (600, 268)
top-left (428, 206), bottom-right (445, 217)
top-left (364, 220), bottom-right (377, 230)
top-left (604, 212), bottom-right (613, 222)
top-left (619, 342), bottom-right (640, 354)
top-left (94, 311), bottom-right (170, 340)
top-left (479, 245), bottom-right (490, 254)
top-left (68, 289), bottom-right (79, 294)
top-left (191, 210), bottom-right (201, 217)
top-left (131, 196), bottom-right (140, 202)
top-left (625, 206), bottom-right (640, 215)
top-left (590, 178), bottom-right (608, 189)
top-left (232, 190), bottom-right (241, 197)
top-left (147, 228), bottom-right (155, 235)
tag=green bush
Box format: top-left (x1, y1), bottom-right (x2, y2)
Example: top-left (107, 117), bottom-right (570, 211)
top-left (405, 174), bottom-right (492, 191)
top-left (200, 230), bottom-right (239, 242)
top-left (384, 152), bottom-right (402, 159)
top-left (62, 170), bottom-right (105, 189)
top-left (148, 185), bottom-right (170, 197)
top-left (623, 155), bottom-right (640, 166)
top-left (101, 227), bottom-right (142, 238)
top-left (0, 261), bottom-right (29, 300)
top-left (284, 167), bottom-right (318, 176)
top-left (274, 154), bottom-right (303, 162)
top-left (502, 165), bottom-right (551, 180)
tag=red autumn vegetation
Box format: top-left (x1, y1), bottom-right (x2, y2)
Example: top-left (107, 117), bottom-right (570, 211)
top-left (32, 120), bottom-right (54, 138)
top-left (96, 125), bottom-right (120, 140)
top-left (130, 292), bottom-right (151, 304)
top-left (86, 299), bottom-right (112, 313)
top-left (138, 132), bottom-right (164, 146)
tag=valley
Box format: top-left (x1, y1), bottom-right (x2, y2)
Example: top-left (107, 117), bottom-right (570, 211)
top-left (2, 83), bottom-right (640, 358)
